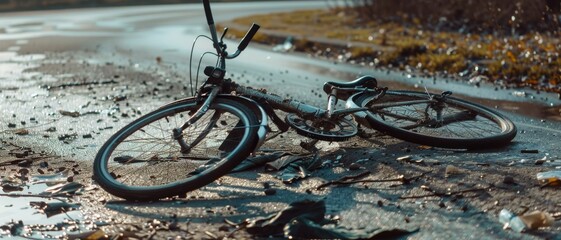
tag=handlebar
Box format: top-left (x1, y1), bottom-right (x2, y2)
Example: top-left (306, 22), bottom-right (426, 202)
top-left (202, 0), bottom-right (259, 58)
top-left (238, 23), bottom-right (260, 51)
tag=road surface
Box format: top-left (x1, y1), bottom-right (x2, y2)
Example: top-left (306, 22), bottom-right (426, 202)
top-left (0, 2), bottom-right (560, 239)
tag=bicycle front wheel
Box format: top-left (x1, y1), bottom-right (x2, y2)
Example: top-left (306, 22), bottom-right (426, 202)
top-left (93, 97), bottom-right (259, 201)
top-left (353, 90), bottom-right (516, 149)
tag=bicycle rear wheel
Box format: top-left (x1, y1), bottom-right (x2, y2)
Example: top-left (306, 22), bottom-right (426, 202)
top-left (353, 90), bottom-right (516, 149)
top-left (93, 97), bottom-right (259, 201)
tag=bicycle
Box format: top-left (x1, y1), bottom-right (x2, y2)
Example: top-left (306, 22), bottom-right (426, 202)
top-left (93, 0), bottom-right (517, 201)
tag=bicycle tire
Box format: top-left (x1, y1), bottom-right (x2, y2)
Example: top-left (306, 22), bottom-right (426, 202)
top-left (93, 97), bottom-right (259, 201)
top-left (353, 90), bottom-right (516, 149)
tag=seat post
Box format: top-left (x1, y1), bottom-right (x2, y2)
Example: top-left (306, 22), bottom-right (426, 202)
top-left (326, 88), bottom-right (337, 118)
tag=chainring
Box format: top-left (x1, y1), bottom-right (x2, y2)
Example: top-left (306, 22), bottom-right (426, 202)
top-left (285, 113), bottom-right (358, 141)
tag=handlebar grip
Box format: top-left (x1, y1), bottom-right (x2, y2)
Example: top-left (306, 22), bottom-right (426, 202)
top-left (237, 23), bottom-right (260, 51)
top-left (202, 0), bottom-right (214, 25)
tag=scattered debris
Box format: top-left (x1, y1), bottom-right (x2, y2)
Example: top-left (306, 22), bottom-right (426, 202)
top-left (444, 165), bottom-right (462, 178)
top-left (113, 95), bottom-right (127, 102)
top-left (537, 171), bottom-right (561, 187)
top-left (316, 171), bottom-right (427, 190)
top-left (30, 201), bottom-right (80, 217)
top-left (521, 149), bottom-right (539, 154)
top-left (237, 152), bottom-right (322, 184)
top-left (0, 220), bottom-right (24, 236)
top-left (41, 80), bottom-right (118, 89)
top-left (58, 110), bottom-right (81, 118)
top-left (512, 91), bottom-right (528, 97)
top-left (396, 155), bottom-right (412, 162)
top-left (241, 199), bottom-right (417, 239)
top-left (348, 162), bottom-right (362, 171)
top-left (468, 75), bottom-right (487, 86)
top-left (231, 152), bottom-right (287, 172)
top-left (400, 186), bottom-right (490, 199)
top-left (58, 133), bottom-right (78, 142)
top-left (264, 188), bottom-right (277, 196)
top-left (279, 165), bottom-right (311, 184)
top-left (519, 211), bottom-right (555, 230)
top-left (534, 157), bottom-right (547, 165)
top-left (31, 174), bottom-right (61, 186)
top-left (13, 129), bottom-right (29, 136)
top-left (9, 149), bottom-right (30, 159)
top-left (0, 156), bottom-right (53, 167)
top-left (44, 182), bottom-right (84, 195)
top-left (316, 171), bottom-right (370, 190)
top-left (1, 183), bottom-right (24, 193)
top-left (66, 230), bottom-right (107, 240)
top-left (499, 209), bottom-right (554, 232)
top-left (272, 36), bottom-right (294, 52)
top-left (285, 217), bottom-right (417, 240)
top-left (265, 153), bottom-right (313, 172)
top-left (502, 176), bottom-right (516, 185)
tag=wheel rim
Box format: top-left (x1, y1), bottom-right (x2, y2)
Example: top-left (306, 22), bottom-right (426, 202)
top-left (362, 92), bottom-right (510, 141)
top-left (98, 101), bottom-right (252, 191)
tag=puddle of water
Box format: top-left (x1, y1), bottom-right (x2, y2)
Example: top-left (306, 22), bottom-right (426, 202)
top-left (0, 168), bottom-right (99, 239)
top-left (0, 183), bottom-right (85, 238)
top-left (0, 51), bottom-right (50, 89)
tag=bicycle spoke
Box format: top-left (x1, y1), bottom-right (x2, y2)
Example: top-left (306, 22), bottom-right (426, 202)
top-left (367, 94), bottom-right (504, 139)
top-left (99, 99), bottom-right (257, 190)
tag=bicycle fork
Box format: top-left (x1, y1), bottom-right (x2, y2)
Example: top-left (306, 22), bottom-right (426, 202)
top-left (173, 87), bottom-right (221, 154)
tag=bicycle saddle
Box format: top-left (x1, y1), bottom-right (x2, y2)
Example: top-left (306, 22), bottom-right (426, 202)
top-left (323, 76), bottom-right (378, 94)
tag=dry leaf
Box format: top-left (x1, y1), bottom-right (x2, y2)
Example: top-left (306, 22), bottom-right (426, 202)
top-left (14, 129), bottom-right (29, 135)
top-left (445, 165), bottom-right (462, 177)
top-left (519, 211), bottom-right (554, 230)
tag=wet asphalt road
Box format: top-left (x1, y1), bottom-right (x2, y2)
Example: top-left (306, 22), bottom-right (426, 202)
top-left (1, 2), bottom-right (561, 239)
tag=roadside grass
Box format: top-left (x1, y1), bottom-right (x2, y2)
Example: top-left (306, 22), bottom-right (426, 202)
top-left (221, 8), bottom-right (561, 93)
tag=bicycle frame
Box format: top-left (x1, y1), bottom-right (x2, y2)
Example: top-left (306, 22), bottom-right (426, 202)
top-left (190, 0), bottom-right (471, 144)
top-left (185, 1), bottom-right (391, 143)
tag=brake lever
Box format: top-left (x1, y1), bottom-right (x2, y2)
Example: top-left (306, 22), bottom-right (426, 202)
top-left (220, 27), bottom-right (229, 43)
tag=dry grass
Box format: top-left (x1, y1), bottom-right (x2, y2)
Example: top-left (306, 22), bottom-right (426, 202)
top-left (346, 0), bottom-right (560, 34)
top-left (224, 2), bottom-right (561, 93)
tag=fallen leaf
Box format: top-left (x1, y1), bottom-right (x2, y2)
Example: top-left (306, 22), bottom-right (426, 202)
top-left (14, 129), bottom-right (29, 135)
top-left (59, 110), bottom-right (81, 117)
top-left (67, 230), bottom-right (106, 240)
top-left (519, 210), bottom-right (554, 230)
top-left (30, 201), bottom-right (80, 217)
top-left (445, 165), bottom-right (462, 177)
top-left (44, 182), bottom-right (84, 195)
